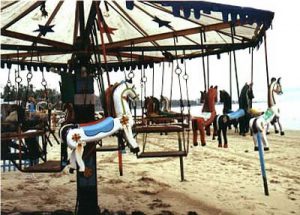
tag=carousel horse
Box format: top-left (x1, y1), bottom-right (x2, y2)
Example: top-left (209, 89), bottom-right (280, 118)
top-left (192, 86), bottom-right (218, 146)
top-left (250, 77), bottom-right (283, 151)
top-left (60, 81), bottom-right (140, 172)
top-left (266, 77), bottom-right (284, 135)
top-left (160, 95), bottom-right (183, 117)
top-left (213, 83), bottom-right (255, 148)
top-left (143, 96), bottom-right (175, 124)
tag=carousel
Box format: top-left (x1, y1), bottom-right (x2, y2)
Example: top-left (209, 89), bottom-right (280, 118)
top-left (1, 1), bottom-right (275, 214)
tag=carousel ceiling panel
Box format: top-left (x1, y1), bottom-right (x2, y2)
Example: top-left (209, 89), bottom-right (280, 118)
top-left (0, 0), bottom-right (274, 72)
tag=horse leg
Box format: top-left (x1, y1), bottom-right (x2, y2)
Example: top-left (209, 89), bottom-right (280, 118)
top-left (249, 119), bottom-right (258, 151)
top-left (261, 129), bottom-right (269, 151)
top-left (198, 118), bottom-right (206, 146)
top-left (273, 122), bottom-right (279, 134)
top-left (266, 123), bottom-right (270, 135)
top-left (205, 125), bottom-right (211, 136)
top-left (123, 125), bottom-right (140, 153)
top-left (212, 116), bottom-right (217, 140)
top-left (217, 126), bottom-right (222, 147)
top-left (277, 118), bottom-right (284, 135)
top-left (192, 119), bottom-right (199, 146)
top-left (223, 122), bottom-right (228, 148)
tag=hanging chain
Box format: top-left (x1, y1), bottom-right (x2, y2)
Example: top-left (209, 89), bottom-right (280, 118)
top-left (127, 42), bottom-right (135, 80)
top-left (7, 68), bottom-right (12, 88)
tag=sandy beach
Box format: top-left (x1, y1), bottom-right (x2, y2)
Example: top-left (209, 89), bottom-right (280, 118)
top-left (1, 129), bottom-right (300, 215)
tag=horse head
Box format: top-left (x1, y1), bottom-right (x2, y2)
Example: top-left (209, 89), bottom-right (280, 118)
top-left (200, 91), bottom-right (206, 103)
top-left (207, 86), bottom-right (218, 111)
top-left (274, 77), bottom-right (283, 95)
top-left (220, 90), bottom-right (232, 113)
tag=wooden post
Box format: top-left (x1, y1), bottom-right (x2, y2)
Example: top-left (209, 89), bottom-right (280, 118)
top-left (74, 65), bottom-right (100, 215)
top-left (73, 2), bottom-right (100, 214)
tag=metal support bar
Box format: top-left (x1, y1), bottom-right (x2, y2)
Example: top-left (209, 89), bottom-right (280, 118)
top-left (264, 32), bottom-right (270, 88)
top-left (256, 132), bottom-right (269, 196)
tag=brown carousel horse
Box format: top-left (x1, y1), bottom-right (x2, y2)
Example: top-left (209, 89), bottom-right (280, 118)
top-left (192, 86), bottom-right (218, 146)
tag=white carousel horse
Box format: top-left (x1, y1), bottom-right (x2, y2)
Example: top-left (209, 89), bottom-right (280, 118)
top-left (60, 81), bottom-right (140, 172)
top-left (249, 78), bottom-right (283, 151)
top-left (266, 77), bottom-right (284, 135)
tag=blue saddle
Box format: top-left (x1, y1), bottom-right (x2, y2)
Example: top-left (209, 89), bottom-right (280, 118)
top-left (227, 109), bottom-right (245, 120)
top-left (81, 117), bottom-right (115, 137)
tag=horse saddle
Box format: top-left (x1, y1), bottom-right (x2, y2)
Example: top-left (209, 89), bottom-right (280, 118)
top-left (227, 109), bottom-right (245, 120)
top-left (81, 117), bottom-right (115, 137)
top-left (194, 112), bottom-right (211, 120)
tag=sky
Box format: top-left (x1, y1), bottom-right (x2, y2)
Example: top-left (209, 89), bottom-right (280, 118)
top-left (1, 0), bottom-right (300, 102)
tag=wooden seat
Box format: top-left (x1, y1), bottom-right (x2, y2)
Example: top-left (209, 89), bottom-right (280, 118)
top-left (138, 151), bottom-right (187, 158)
top-left (1, 130), bottom-right (45, 141)
top-left (133, 125), bottom-right (183, 133)
top-left (22, 160), bottom-right (62, 172)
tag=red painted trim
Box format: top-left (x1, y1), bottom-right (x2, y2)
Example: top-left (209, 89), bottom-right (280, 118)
top-left (79, 118), bottom-right (106, 127)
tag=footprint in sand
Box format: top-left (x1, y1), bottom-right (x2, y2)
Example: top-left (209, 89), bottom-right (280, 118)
top-left (148, 199), bottom-right (171, 210)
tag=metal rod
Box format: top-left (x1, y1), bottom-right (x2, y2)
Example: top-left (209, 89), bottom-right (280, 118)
top-left (251, 47), bottom-right (254, 83)
top-left (264, 32), bottom-right (270, 88)
top-left (230, 26), bottom-right (240, 99)
top-left (256, 132), bottom-right (269, 196)
top-left (229, 51), bottom-right (232, 98)
top-left (200, 31), bottom-right (207, 91)
top-left (207, 56), bottom-right (210, 88)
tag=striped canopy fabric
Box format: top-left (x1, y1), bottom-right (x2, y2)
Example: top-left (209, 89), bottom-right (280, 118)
top-left (0, 0), bottom-right (274, 72)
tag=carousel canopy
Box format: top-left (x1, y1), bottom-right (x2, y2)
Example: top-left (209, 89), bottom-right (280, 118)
top-left (0, 0), bottom-right (274, 72)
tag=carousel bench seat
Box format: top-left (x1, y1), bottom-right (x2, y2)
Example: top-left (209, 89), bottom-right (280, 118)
top-left (138, 151), bottom-right (187, 158)
top-left (22, 160), bottom-right (62, 172)
top-left (1, 130), bottom-right (45, 141)
top-left (133, 125), bottom-right (183, 133)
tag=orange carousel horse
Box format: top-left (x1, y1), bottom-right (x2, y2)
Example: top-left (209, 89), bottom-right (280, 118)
top-left (192, 86), bottom-right (218, 146)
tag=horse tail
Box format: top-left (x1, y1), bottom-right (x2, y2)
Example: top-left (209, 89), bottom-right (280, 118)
top-left (251, 118), bottom-right (258, 134)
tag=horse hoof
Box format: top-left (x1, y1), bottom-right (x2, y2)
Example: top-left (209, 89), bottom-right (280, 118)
top-left (275, 130), bottom-right (279, 134)
top-left (130, 147), bottom-right (140, 154)
top-left (254, 146), bottom-right (259, 151)
top-left (218, 144), bottom-right (222, 148)
top-left (264, 147), bottom-right (270, 151)
top-left (69, 168), bottom-right (75, 174)
top-left (280, 131), bottom-right (285, 136)
top-left (266, 132), bottom-right (270, 135)
top-left (201, 143), bottom-right (206, 147)
top-left (224, 144), bottom-right (228, 148)
top-left (193, 142), bottom-right (198, 146)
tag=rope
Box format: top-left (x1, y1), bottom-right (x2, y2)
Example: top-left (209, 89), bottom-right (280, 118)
top-left (200, 30), bottom-right (207, 91)
top-left (229, 51), bottom-right (232, 97)
top-left (206, 56), bottom-right (210, 88)
top-left (251, 47), bottom-right (254, 84)
top-left (160, 62), bottom-right (165, 97)
top-left (264, 32), bottom-right (270, 88)
top-left (152, 65), bottom-right (155, 97)
top-left (127, 42), bottom-right (135, 80)
top-left (230, 25), bottom-right (240, 99)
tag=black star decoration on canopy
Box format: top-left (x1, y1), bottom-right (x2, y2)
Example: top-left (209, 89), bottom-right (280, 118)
top-left (153, 16), bottom-right (171, 28)
top-left (33, 24), bottom-right (54, 36)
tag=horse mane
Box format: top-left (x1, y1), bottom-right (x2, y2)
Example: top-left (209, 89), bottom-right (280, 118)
top-left (202, 86), bottom-right (217, 112)
top-left (239, 83), bottom-right (254, 110)
top-left (268, 78), bottom-right (277, 108)
top-left (220, 90), bottom-right (232, 113)
top-left (104, 83), bottom-right (120, 117)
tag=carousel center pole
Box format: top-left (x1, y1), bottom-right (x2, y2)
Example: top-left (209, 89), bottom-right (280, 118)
top-left (73, 2), bottom-right (100, 214)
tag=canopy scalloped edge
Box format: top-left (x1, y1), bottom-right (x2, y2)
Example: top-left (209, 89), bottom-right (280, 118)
top-left (126, 1), bottom-right (274, 30)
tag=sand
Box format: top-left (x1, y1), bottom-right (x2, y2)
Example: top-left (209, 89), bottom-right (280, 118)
top-left (1, 129), bottom-right (300, 215)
